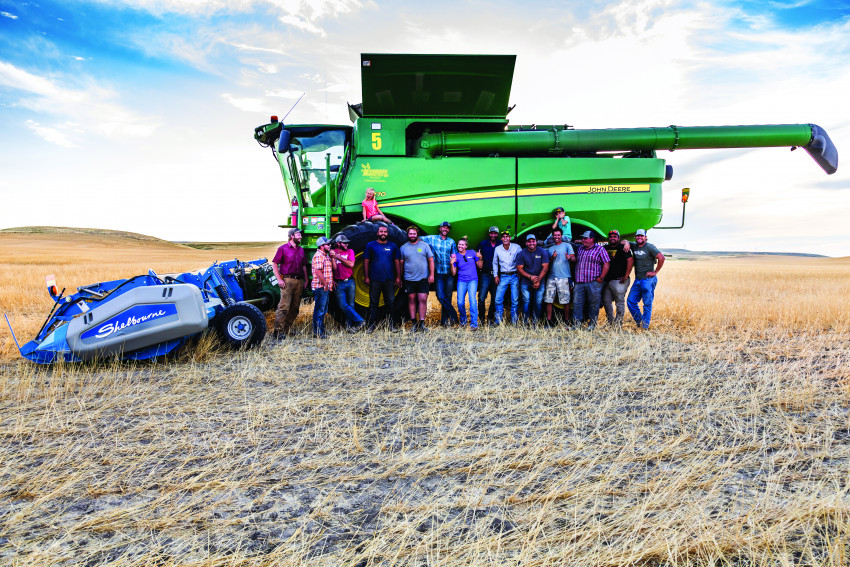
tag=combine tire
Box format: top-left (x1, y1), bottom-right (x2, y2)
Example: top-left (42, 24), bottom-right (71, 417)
top-left (215, 303), bottom-right (266, 349)
top-left (328, 221), bottom-right (408, 326)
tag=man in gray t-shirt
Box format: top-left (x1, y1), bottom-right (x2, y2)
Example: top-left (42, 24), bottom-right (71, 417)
top-left (544, 227), bottom-right (575, 325)
top-left (626, 229), bottom-right (665, 329)
top-left (399, 226), bottom-right (435, 331)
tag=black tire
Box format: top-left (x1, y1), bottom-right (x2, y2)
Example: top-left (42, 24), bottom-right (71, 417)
top-left (328, 221), bottom-right (408, 325)
top-left (215, 303), bottom-right (267, 349)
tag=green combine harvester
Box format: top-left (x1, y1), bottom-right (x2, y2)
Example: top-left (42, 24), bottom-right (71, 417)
top-left (254, 53), bottom-right (838, 315)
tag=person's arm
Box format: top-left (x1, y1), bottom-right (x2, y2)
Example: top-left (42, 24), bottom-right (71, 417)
top-left (622, 241), bottom-right (631, 253)
top-left (428, 256), bottom-right (435, 284)
top-left (475, 252), bottom-right (483, 270)
top-left (336, 251), bottom-right (355, 269)
top-left (493, 249), bottom-right (501, 283)
top-left (450, 253), bottom-right (458, 276)
top-left (647, 253), bottom-right (665, 277)
top-left (516, 258), bottom-right (529, 280)
top-left (598, 260), bottom-right (610, 282)
top-left (271, 260), bottom-right (286, 289)
top-left (394, 258), bottom-right (402, 287)
top-left (363, 257), bottom-right (371, 285)
top-left (538, 260), bottom-right (549, 283)
top-left (621, 256), bottom-right (634, 283)
top-left (314, 258), bottom-right (328, 289)
top-left (301, 254), bottom-right (309, 280)
top-left (362, 202), bottom-right (368, 221)
top-left (552, 219), bottom-right (559, 230)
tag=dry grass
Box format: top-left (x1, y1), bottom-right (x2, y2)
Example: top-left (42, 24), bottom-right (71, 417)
top-left (1, 232), bottom-right (849, 565)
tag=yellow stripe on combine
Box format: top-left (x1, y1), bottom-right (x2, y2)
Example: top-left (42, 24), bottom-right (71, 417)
top-left (381, 184), bottom-right (650, 208)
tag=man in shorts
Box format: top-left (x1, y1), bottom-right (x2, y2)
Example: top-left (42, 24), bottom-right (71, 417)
top-left (544, 227), bottom-right (575, 326)
top-left (399, 226), bottom-right (435, 332)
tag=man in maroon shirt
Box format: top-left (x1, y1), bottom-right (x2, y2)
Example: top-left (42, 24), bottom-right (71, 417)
top-left (271, 228), bottom-right (308, 338)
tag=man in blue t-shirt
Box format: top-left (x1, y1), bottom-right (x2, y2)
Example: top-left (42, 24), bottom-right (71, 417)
top-left (363, 225), bottom-right (401, 331)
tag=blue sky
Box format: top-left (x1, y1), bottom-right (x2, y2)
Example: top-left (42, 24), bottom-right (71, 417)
top-left (1, 0), bottom-right (848, 255)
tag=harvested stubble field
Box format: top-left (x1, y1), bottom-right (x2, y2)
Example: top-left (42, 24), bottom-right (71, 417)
top-left (1, 229), bottom-right (850, 566)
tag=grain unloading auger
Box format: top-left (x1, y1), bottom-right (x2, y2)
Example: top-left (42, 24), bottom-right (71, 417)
top-left (254, 53), bottom-right (838, 319)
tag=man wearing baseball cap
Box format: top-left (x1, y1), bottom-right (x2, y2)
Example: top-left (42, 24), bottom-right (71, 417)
top-left (516, 234), bottom-right (550, 324)
top-left (310, 237), bottom-right (334, 338)
top-left (627, 229), bottom-right (665, 329)
top-left (476, 226), bottom-right (500, 325)
top-left (492, 230), bottom-right (522, 325)
top-left (329, 234), bottom-right (365, 332)
top-left (271, 227), bottom-right (309, 339)
top-left (602, 229), bottom-right (633, 326)
top-left (572, 230), bottom-right (610, 329)
top-left (421, 221), bottom-right (460, 326)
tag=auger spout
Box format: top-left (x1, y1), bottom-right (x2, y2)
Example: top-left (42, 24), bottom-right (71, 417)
top-left (418, 123), bottom-right (838, 174)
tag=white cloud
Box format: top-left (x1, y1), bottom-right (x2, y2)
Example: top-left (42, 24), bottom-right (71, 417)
top-left (25, 120), bottom-right (78, 148)
top-left (1, 11), bottom-right (18, 19)
top-left (221, 93), bottom-right (267, 112)
top-left (0, 61), bottom-right (158, 146)
top-left (278, 14), bottom-right (325, 36)
top-left (265, 88), bottom-right (304, 99)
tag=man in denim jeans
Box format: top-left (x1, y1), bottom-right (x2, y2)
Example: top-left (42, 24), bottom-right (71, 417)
top-left (421, 221), bottom-right (459, 326)
top-left (572, 230), bottom-right (610, 329)
top-left (627, 229), bottom-right (665, 329)
top-left (476, 226), bottom-right (500, 325)
top-left (492, 231), bottom-right (522, 325)
top-left (329, 235), bottom-right (365, 332)
top-left (516, 234), bottom-right (550, 325)
top-left (310, 237), bottom-right (334, 339)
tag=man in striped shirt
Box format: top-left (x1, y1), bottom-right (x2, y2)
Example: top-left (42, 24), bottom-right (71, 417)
top-left (311, 237), bottom-right (335, 339)
top-left (572, 230), bottom-right (610, 329)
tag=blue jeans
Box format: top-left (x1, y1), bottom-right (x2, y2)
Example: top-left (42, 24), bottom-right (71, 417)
top-left (334, 279), bottom-right (364, 327)
top-left (477, 271), bottom-right (497, 323)
top-left (519, 279), bottom-right (545, 323)
top-left (456, 279), bottom-right (479, 327)
top-left (494, 274), bottom-right (519, 324)
top-left (628, 276), bottom-right (657, 328)
top-left (312, 287), bottom-right (329, 337)
top-left (572, 281), bottom-right (604, 328)
top-left (435, 273), bottom-right (459, 325)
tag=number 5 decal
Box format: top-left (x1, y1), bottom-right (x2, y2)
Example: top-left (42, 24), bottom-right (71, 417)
top-left (371, 132), bottom-right (382, 151)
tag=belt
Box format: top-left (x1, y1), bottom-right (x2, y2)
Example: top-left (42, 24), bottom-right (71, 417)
top-left (334, 278), bottom-right (351, 283)
top-left (281, 274), bottom-right (304, 279)
top-left (500, 271), bottom-right (517, 276)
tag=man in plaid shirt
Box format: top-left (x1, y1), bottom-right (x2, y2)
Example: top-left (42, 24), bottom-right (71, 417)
top-left (421, 221), bottom-right (460, 326)
top-left (311, 237), bottom-right (335, 338)
top-left (572, 230), bottom-right (610, 329)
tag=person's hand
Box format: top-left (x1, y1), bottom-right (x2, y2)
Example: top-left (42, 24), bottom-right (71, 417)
top-left (364, 275), bottom-right (370, 286)
top-left (551, 251), bottom-right (557, 259)
top-left (595, 276), bottom-right (603, 283)
top-left (619, 276), bottom-right (628, 284)
top-left (494, 276), bottom-right (500, 285)
top-left (476, 250), bottom-right (483, 259)
top-left (647, 271), bottom-right (657, 278)
top-left (450, 253), bottom-right (457, 264)
top-left (532, 275), bottom-right (540, 285)
top-left (428, 274), bottom-right (434, 284)
top-left (328, 281), bottom-right (335, 292)
top-left (623, 242), bottom-right (630, 252)
top-left (395, 277), bottom-right (402, 288)
top-left (533, 281), bottom-right (540, 289)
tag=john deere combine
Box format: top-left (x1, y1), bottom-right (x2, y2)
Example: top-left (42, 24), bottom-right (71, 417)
top-left (254, 53), bottom-right (837, 312)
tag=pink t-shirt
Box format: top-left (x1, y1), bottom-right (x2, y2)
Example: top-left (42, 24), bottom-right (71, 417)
top-left (362, 198), bottom-right (379, 218)
top-left (333, 248), bottom-right (355, 280)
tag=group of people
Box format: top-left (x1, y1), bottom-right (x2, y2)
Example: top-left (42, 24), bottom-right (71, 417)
top-left (270, 204), bottom-right (665, 339)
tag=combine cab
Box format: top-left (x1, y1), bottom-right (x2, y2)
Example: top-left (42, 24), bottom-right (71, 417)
top-left (254, 53), bottom-right (838, 316)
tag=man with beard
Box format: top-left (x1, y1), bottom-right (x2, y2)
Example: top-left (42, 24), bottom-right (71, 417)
top-left (602, 229), bottom-right (633, 327)
top-left (271, 227), bottom-right (308, 339)
top-left (516, 234), bottom-right (550, 325)
top-left (544, 227), bottom-right (575, 326)
top-left (399, 226), bottom-right (435, 332)
top-left (572, 230), bottom-right (610, 330)
top-left (421, 221), bottom-right (460, 326)
top-left (329, 234), bottom-right (365, 332)
top-left (476, 226), bottom-right (500, 325)
top-left (310, 237), bottom-right (334, 339)
top-left (363, 225), bottom-right (401, 331)
top-left (627, 229), bottom-right (665, 329)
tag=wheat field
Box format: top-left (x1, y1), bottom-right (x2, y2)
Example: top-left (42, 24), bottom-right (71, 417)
top-left (1, 230), bottom-right (849, 566)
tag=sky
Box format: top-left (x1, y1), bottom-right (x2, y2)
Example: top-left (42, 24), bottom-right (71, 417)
top-left (1, 0), bottom-right (849, 256)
